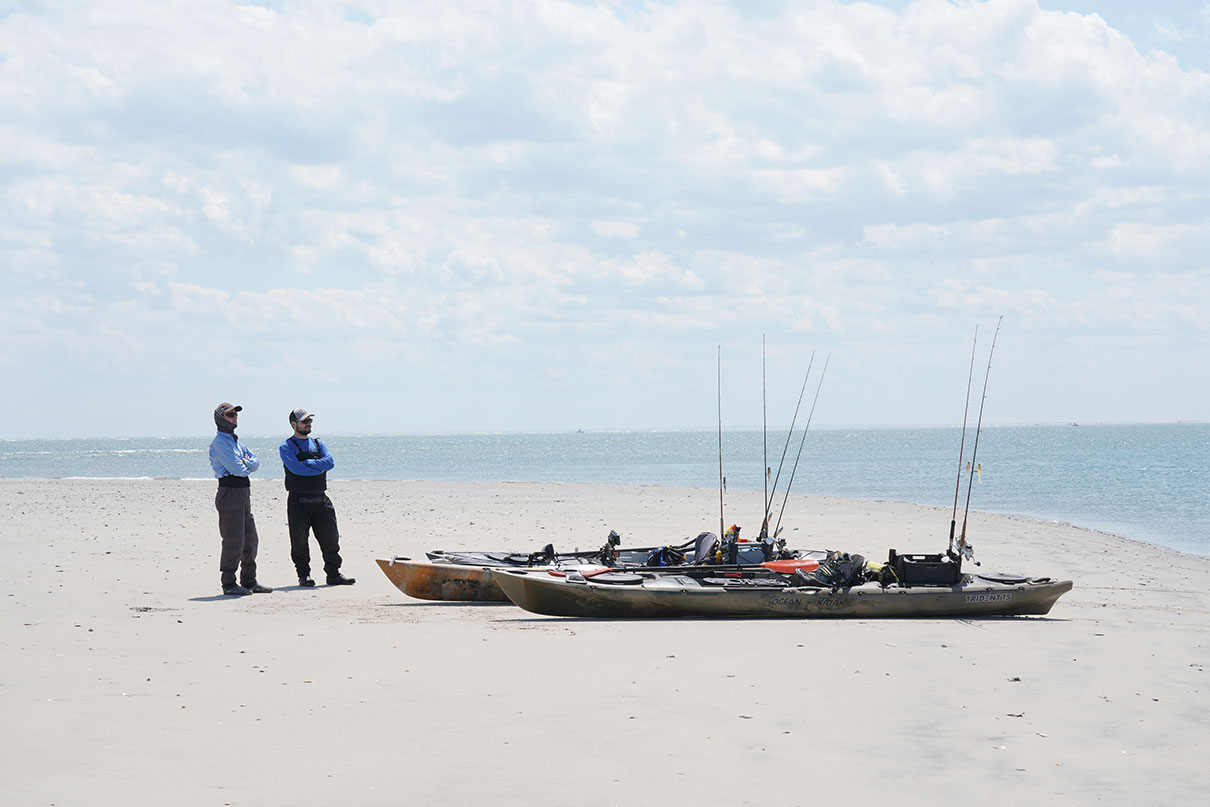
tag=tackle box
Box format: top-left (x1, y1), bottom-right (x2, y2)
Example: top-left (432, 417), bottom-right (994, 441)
top-left (887, 549), bottom-right (962, 587)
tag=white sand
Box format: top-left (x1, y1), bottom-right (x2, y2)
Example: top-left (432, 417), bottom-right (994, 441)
top-left (2, 478), bottom-right (1208, 805)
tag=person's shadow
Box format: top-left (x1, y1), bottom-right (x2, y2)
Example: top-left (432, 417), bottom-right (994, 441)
top-left (188, 584), bottom-right (315, 601)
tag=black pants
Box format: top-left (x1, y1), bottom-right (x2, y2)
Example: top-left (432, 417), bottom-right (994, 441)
top-left (287, 493), bottom-right (342, 579)
top-left (216, 486), bottom-right (258, 588)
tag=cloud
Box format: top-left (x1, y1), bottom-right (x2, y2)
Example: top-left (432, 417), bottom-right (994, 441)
top-left (590, 220), bottom-right (640, 239)
top-left (2, 0), bottom-right (1209, 436)
top-left (1108, 221), bottom-right (1198, 258)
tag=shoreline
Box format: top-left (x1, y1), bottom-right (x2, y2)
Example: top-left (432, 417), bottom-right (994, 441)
top-left (4, 475), bottom-right (1204, 561)
top-left (4, 478), bottom-right (1209, 804)
top-left (5, 423), bottom-right (1206, 561)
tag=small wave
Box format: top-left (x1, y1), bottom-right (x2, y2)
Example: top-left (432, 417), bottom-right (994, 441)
top-left (85, 449), bottom-right (203, 455)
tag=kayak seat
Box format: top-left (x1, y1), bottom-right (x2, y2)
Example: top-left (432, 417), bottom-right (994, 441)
top-left (691, 531), bottom-right (720, 563)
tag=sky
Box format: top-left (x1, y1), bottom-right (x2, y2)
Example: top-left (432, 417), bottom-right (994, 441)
top-left (2, 0), bottom-right (1208, 439)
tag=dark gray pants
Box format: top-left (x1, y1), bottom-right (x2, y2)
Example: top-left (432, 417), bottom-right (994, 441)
top-left (216, 486), bottom-right (259, 587)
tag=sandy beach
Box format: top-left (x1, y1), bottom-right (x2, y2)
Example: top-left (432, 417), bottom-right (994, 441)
top-left (3, 478), bottom-right (1208, 806)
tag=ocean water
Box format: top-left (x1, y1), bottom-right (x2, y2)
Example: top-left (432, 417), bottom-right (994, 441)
top-left (2, 424), bottom-right (1207, 557)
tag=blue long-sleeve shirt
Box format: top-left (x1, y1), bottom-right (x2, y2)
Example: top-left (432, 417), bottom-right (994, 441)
top-left (279, 436), bottom-right (335, 477)
top-left (209, 432), bottom-right (260, 478)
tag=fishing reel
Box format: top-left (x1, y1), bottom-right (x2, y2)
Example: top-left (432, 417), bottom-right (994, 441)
top-left (526, 543), bottom-right (557, 566)
top-left (765, 536), bottom-right (792, 561)
top-left (955, 536), bottom-right (979, 566)
top-left (596, 530), bottom-right (622, 566)
top-left (719, 524), bottom-right (741, 565)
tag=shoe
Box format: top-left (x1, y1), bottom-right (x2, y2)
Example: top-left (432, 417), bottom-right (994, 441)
top-left (298, 576), bottom-right (316, 588)
top-left (247, 583), bottom-right (273, 594)
top-left (326, 573), bottom-right (356, 586)
top-left (223, 585), bottom-right (252, 596)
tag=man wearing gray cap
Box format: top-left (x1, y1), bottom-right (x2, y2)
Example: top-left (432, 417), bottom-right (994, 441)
top-left (280, 408), bottom-right (354, 587)
top-left (209, 403), bottom-right (273, 596)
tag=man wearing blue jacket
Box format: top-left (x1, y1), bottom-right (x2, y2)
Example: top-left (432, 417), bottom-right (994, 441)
top-left (280, 408), bottom-right (354, 587)
top-left (209, 403), bottom-right (273, 596)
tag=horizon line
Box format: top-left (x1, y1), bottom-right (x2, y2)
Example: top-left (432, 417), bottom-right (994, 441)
top-left (3, 420), bottom-right (1207, 441)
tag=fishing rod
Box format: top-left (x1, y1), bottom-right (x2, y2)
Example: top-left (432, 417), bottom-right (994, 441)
top-left (958, 316), bottom-right (1003, 556)
top-left (579, 560), bottom-right (805, 581)
top-left (762, 335), bottom-right (768, 538)
top-left (717, 345), bottom-right (725, 541)
top-left (762, 352), bottom-right (815, 537)
top-left (772, 353), bottom-right (829, 538)
top-left (948, 325), bottom-right (979, 557)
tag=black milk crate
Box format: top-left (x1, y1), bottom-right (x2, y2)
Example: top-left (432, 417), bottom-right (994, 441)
top-left (888, 549), bottom-right (962, 587)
